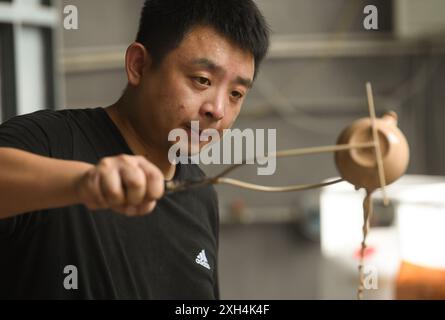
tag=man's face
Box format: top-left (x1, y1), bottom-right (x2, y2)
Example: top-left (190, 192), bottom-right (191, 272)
top-left (132, 25), bottom-right (255, 154)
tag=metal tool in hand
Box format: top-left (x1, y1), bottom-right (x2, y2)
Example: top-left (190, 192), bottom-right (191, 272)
top-left (164, 82), bottom-right (391, 206)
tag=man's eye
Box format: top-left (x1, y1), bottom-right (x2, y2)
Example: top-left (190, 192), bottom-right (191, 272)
top-left (231, 91), bottom-right (243, 99)
top-left (194, 77), bottom-right (211, 86)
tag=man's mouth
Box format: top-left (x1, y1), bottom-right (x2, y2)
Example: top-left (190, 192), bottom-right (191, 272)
top-left (184, 124), bottom-right (202, 136)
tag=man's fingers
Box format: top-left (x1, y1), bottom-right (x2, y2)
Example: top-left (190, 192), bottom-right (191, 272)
top-left (93, 171), bottom-right (109, 208)
top-left (83, 169), bottom-right (108, 209)
top-left (135, 199), bottom-right (157, 216)
top-left (119, 165), bottom-right (146, 206)
top-left (80, 155), bottom-right (165, 215)
top-left (112, 200), bottom-right (156, 217)
top-left (99, 166), bottom-right (126, 207)
top-left (135, 157), bottom-right (165, 200)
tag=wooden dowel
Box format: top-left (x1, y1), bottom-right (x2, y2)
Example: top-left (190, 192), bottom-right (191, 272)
top-left (366, 82), bottom-right (389, 205)
top-left (213, 142), bottom-right (376, 181)
top-left (272, 142), bottom-right (375, 158)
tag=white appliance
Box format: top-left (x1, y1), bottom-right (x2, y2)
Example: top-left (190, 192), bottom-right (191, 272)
top-left (318, 175), bottom-right (445, 299)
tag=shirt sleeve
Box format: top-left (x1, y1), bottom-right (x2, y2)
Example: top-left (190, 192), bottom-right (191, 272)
top-left (0, 110), bottom-right (73, 238)
top-left (0, 109), bottom-right (73, 158)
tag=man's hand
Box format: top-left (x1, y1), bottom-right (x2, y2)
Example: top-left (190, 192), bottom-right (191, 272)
top-left (76, 154), bottom-right (164, 217)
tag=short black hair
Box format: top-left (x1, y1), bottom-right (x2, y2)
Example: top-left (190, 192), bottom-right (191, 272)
top-left (136, 0), bottom-right (270, 79)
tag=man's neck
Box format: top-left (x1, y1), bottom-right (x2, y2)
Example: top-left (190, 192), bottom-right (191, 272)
top-left (104, 100), bottom-right (176, 180)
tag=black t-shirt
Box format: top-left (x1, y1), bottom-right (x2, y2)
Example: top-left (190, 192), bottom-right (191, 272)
top-left (0, 107), bottom-right (219, 299)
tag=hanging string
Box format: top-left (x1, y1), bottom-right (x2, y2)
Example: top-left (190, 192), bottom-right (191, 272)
top-left (357, 189), bottom-right (374, 300)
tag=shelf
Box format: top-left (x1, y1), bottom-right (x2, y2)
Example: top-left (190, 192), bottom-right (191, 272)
top-left (61, 33), bottom-right (445, 74)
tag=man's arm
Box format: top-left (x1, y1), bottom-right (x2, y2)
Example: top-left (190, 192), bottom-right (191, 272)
top-left (0, 148), bottom-right (92, 219)
top-left (0, 147), bottom-right (164, 220)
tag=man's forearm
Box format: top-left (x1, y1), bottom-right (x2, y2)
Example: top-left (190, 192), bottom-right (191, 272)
top-left (0, 147), bottom-right (93, 219)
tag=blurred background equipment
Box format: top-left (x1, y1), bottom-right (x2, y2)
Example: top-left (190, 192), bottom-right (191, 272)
top-left (320, 175), bottom-right (445, 299)
top-left (0, 0), bottom-right (59, 120)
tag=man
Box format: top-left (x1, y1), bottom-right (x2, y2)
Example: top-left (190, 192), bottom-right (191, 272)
top-left (0, 0), bottom-right (269, 299)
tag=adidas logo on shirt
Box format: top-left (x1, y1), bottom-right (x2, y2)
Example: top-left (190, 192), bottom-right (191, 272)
top-left (195, 249), bottom-right (210, 270)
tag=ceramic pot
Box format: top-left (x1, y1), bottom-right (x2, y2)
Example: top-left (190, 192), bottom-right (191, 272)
top-left (335, 111), bottom-right (409, 191)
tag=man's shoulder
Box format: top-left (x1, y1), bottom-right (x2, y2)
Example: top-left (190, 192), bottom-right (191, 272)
top-left (7, 107), bottom-right (102, 125)
top-left (0, 107), bottom-right (107, 157)
top-left (18, 107), bottom-right (111, 136)
top-left (36, 107), bottom-right (103, 119)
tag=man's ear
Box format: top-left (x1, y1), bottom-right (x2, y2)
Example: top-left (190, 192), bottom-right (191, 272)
top-left (125, 42), bottom-right (152, 86)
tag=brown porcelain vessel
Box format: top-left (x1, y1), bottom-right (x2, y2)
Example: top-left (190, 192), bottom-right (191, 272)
top-left (335, 111), bottom-right (409, 191)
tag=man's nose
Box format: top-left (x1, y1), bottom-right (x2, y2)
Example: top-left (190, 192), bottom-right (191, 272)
top-left (200, 94), bottom-right (225, 121)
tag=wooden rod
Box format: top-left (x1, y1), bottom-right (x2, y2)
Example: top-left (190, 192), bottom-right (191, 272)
top-left (366, 82), bottom-right (389, 205)
top-left (273, 142), bottom-right (375, 158)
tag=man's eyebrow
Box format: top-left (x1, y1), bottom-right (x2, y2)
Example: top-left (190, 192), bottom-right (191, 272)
top-left (235, 76), bottom-right (253, 89)
top-left (191, 58), bottom-right (253, 89)
top-left (191, 58), bottom-right (220, 71)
